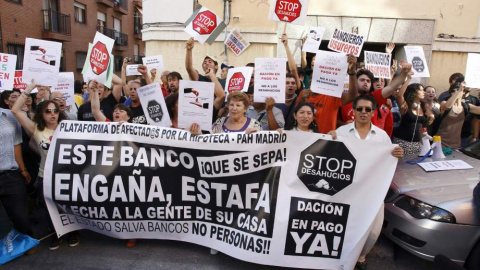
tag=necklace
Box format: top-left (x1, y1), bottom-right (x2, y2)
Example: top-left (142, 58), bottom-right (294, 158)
top-left (285, 94), bottom-right (297, 101)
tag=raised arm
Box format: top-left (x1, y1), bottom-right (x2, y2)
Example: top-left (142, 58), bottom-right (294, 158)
top-left (265, 97), bottom-right (282, 130)
top-left (185, 38), bottom-right (199, 81)
top-left (395, 72), bottom-right (412, 115)
top-left (281, 34), bottom-right (301, 89)
top-left (90, 80), bottom-right (107, 122)
top-left (382, 61), bottom-right (412, 98)
top-left (300, 36), bottom-right (307, 69)
top-left (121, 57), bottom-right (130, 97)
top-left (111, 74), bottom-right (125, 102)
top-left (138, 65), bottom-right (153, 85)
top-left (12, 81), bottom-right (36, 137)
top-left (341, 54), bottom-right (359, 105)
top-left (206, 69), bottom-right (225, 110)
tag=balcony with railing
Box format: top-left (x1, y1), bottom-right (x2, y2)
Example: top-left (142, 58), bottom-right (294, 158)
top-left (113, 0), bottom-right (128, 15)
top-left (42, 9), bottom-right (71, 41)
top-left (96, 0), bottom-right (115, 8)
top-left (97, 25), bottom-right (128, 50)
top-left (134, 15), bottom-right (142, 39)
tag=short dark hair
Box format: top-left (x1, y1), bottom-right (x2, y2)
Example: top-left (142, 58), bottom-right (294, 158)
top-left (356, 69), bottom-right (375, 92)
top-left (34, 100), bottom-right (67, 131)
top-left (114, 104), bottom-right (133, 123)
top-left (74, 80), bottom-right (84, 94)
top-left (165, 92), bottom-right (178, 120)
top-left (449, 73), bottom-right (463, 85)
top-left (246, 63), bottom-right (255, 68)
top-left (353, 95), bottom-right (377, 110)
top-left (167, 71), bottom-right (183, 81)
top-left (286, 73), bottom-right (295, 79)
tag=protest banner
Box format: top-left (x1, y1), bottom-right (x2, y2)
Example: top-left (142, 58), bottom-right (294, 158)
top-left (0, 53), bottom-right (16, 90)
top-left (268, 0), bottom-right (311, 25)
top-left (254, 58), bottom-right (287, 103)
top-left (82, 32), bottom-right (115, 87)
top-left (178, 80), bottom-right (214, 131)
top-left (14, 71), bottom-right (27, 91)
top-left (465, 53), bottom-right (480, 88)
top-left (302, 27), bottom-right (325, 53)
top-left (310, 51), bottom-right (348, 98)
top-left (53, 72), bottom-right (75, 106)
top-left (142, 55), bottom-right (165, 72)
top-left (364, 51), bottom-right (392, 79)
top-left (327, 29), bottom-right (365, 57)
top-left (225, 67), bottom-right (253, 94)
top-left (44, 121), bottom-right (398, 270)
top-left (184, 7), bottom-right (227, 45)
top-left (22, 38), bottom-right (62, 86)
top-left (136, 82), bottom-right (172, 127)
top-left (224, 29), bottom-right (251, 56)
top-left (126, 65), bottom-right (142, 76)
top-left (404, 46), bottom-right (430, 78)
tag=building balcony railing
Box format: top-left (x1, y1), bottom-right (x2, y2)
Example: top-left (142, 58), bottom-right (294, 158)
top-left (134, 19), bottom-right (142, 39)
top-left (113, 0), bottom-right (128, 14)
top-left (96, 0), bottom-right (115, 8)
top-left (42, 9), bottom-right (71, 41)
top-left (97, 26), bottom-right (128, 47)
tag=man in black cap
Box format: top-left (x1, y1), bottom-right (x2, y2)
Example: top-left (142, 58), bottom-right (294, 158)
top-left (220, 63), bottom-right (234, 80)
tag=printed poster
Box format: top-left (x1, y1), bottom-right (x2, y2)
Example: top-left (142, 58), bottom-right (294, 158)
top-left (142, 55), bottom-right (165, 72)
top-left (14, 70), bottom-right (27, 91)
top-left (254, 58), bottom-right (287, 103)
top-left (302, 27), bottom-right (326, 53)
top-left (404, 46), bottom-right (430, 78)
top-left (465, 53), bottom-right (480, 88)
top-left (268, 0), bottom-right (311, 26)
top-left (0, 53), bottom-right (17, 90)
top-left (224, 29), bottom-right (251, 56)
top-left (178, 80), bottom-right (214, 131)
top-left (327, 29), bottom-right (365, 57)
top-left (364, 51), bottom-right (392, 79)
top-left (82, 32), bottom-right (115, 87)
top-left (136, 82), bottom-right (172, 127)
top-left (184, 7), bottom-right (227, 45)
top-left (53, 72), bottom-right (75, 106)
top-left (310, 51), bottom-right (348, 98)
top-left (22, 38), bottom-right (62, 86)
top-left (126, 65), bottom-right (142, 76)
top-left (225, 67), bottom-right (253, 94)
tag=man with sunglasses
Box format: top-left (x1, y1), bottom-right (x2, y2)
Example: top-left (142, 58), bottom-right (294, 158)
top-left (51, 91), bottom-right (76, 120)
top-left (328, 94), bottom-right (403, 270)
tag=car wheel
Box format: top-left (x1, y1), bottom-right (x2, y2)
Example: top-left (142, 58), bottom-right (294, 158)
top-left (466, 240), bottom-right (480, 270)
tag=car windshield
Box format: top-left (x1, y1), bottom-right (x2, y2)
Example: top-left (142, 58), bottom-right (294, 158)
top-left (461, 139), bottom-right (480, 160)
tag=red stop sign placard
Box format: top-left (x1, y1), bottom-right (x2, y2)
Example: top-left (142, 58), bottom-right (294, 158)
top-left (90, 42), bottom-right (110, 75)
top-left (228, 72), bottom-right (245, 93)
top-left (192, 11), bottom-right (217, 35)
top-left (275, 0), bottom-right (302, 22)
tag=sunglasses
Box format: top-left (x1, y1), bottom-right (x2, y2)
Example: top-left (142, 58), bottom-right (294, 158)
top-left (44, 108), bottom-right (59, 114)
top-left (355, 106), bottom-right (373, 113)
top-left (53, 97), bottom-right (67, 101)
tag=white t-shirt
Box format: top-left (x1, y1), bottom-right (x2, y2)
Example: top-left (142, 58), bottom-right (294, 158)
top-left (336, 122), bottom-right (391, 144)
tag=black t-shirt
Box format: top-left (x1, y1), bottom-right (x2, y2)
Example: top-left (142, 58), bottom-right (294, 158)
top-left (130, 105), bottom-right (147, 124)
top-left (198, 73), bottom-right (226, 89)
top-left (77, 93), bottom-right (125, 121)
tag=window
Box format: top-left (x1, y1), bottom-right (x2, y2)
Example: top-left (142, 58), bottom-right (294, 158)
top-left (74, 2), bottom-right (86, 23)
top-left (6, 0), bottom-right (22, 5)
top-left (7, 43), bottom-right (24, 69)
top-left (76, 51), bottom-right (87, 71)
top-left (114, 55), bottom-right (122, 72)
top-left (97, 11), bottom-right (106, 29)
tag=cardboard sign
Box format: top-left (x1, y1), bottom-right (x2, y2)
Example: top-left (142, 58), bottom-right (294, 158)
top-left (178, 80), bottom-right (214, 131)
top-left (137, 82), bottom-right (172, 127)
top-left (254, 58), bottom-right (287, 103)
top-left (53, 72), bottom-right (75, 106)
top-left (225, 67), bottom-right (253, 94)
top-left (404, 46), bottom-right (430, 78)
top-left (302, 27), bottom-right (325, 53)
top-left (184, 7), bottom-right (227, 45)
top-left (268, 0), bottom-right (311, 25)
top-left (126, 65), bottom-right (142, 76)
top-left (364, 51), bottom-right (392, 79)
top-left (466, 53), bottom-right (480, 88)
top-left (0, 53), bottom-right (17, 90)
top-left (310, 50), bottom-right (348, 98)
top-left (327, 29), bottom-right (365, 57)
top-left (14, 70), bottom-right (27, 91)
top-left (22, 38), bottom-right (62, 86)
top-left (82, 32), bottom-right (115, 87)
top-left (142, 55), bottom-right (165, 71)
top-left (224, 29), bottom-right (251, 56)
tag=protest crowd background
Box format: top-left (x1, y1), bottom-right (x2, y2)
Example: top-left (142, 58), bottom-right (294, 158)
top-left (0, 0), bottom-right (480, 269)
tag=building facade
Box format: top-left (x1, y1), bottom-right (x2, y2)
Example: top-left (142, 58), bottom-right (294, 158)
top-left (143, 0), bottom-right (480, 93)
top-left (0, 0), bottom-right (145, 81)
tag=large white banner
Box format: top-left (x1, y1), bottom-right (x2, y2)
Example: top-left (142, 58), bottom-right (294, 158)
top-left (310, 51), bottom-right (348, 98)
top-left (23, 38), bottom-right (62, 86)
top-left (465, 53), bottom-right (480, 89)
top-left (44, 122), bottom-right (397, 270)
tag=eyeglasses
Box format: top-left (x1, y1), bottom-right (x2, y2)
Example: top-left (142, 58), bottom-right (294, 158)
top-left (53, 97), bottom-right (67, 101)
top-left (355, 106), bottom-right (373, 113)
top-left (44, 108), bottom-right (59, 114)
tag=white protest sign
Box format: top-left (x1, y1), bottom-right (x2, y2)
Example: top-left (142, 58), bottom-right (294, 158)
top-left (310, 51), bottom-right (348, 98)
top-left (53, 72), bottom-right (75, 106)
top-left (142, 55), bottom-right (165, 71)
top-left (126, 65), bottom-right (142, 76)
top-left (328, 29), bottom-right (365, 57)
top-left (225, 67), bottom-right (253, 94)
top-left (184, 7), bottom-right (227, 44)
top-left (224, 29), bottom-right (251, 56)
top-left (136, 82), bottom-right (172, 127)
top-left (302, 27), bottom-right (325, 53)
top-left (404, 46), bottom-right (430, 78)
top-left (465, 53), bottom-right (480, 88)
top-left (22, 38), bottom-right (62, 86)
top-left (268, 0), bottom-right (311, 25)
top-left (0, 53), bottom-right (17, 90)
top-left (364, 51), bottom-right (392, 79)
top-left (254, 58), bottom-right (287, 103)
top-left (178, 80), bottom-right (214, 131)
top-left (82, 32), bottom-right (115, 86)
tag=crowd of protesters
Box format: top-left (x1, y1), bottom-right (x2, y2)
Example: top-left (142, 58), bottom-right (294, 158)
top-left (1, 32), bottom-right (479, 270)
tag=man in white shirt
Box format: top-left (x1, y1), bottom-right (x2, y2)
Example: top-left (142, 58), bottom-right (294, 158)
top-left (328, 94), bottom-right (403, 270)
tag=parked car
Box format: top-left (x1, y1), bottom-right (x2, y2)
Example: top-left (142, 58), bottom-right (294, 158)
top-left (382, 142), bottom-right (480, 269)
